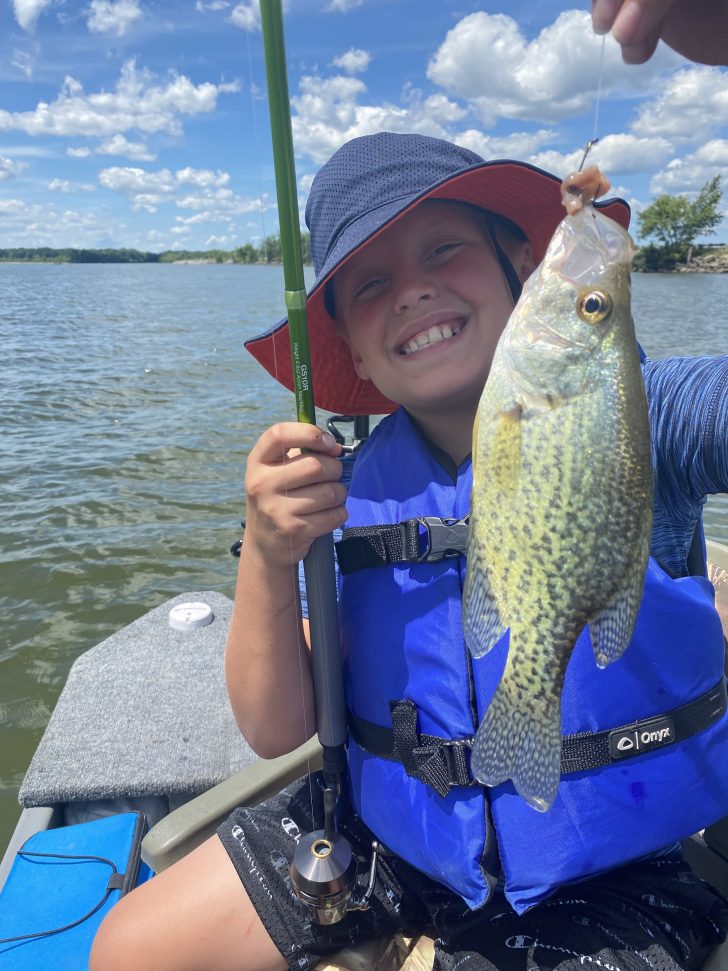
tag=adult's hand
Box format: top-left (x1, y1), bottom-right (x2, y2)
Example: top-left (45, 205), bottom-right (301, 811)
top-left (592, 0), bottom-right (728, 66)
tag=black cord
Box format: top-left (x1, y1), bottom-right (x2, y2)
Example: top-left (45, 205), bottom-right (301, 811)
top-left (0, 850), bottom-right (118, 946)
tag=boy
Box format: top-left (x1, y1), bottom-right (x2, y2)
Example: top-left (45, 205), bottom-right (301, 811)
top-left (91, 132), bottom-right (728, 971)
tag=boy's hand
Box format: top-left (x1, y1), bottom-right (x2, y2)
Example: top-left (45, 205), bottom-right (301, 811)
top-left (591, 0), bottom-right (728, 66)
top-left (244, 423), bottom-right (347, 567)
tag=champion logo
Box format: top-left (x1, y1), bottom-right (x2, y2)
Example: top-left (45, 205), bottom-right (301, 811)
top-left (281, 816), bottom-right (303, 843)
top-left (609, 715), bottom-right (675, 761)
top-left (505, 935), bottom-right (536, 949)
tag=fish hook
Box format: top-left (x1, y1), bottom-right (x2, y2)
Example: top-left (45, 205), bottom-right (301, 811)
top-left (578, 138), bottom-right (600, 172)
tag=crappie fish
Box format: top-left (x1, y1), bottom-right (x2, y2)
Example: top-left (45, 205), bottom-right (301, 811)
top-left (462, 171), bottom-right (653, 812)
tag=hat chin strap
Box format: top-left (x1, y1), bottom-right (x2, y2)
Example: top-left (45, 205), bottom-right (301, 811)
top-left (484, 214), bottom-right (523, 305)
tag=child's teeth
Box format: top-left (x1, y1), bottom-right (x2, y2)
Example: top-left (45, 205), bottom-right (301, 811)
top-left (403, 322), bottom-right (461, 355)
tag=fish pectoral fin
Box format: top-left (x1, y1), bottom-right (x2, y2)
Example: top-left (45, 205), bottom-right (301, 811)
top-left (491, 406), bottom-right (522, 495)
top-left (462, 556), bottom-right (506, 659)
top-left (589, 565), bottom-right (646, 668)
top-left (471, 673), bottom-right (562, 813)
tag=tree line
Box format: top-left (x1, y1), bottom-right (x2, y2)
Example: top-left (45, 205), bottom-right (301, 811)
top-left (1, 178), bottom-right (723, 272)
top-left (0, 233), bottom-right (312, 265)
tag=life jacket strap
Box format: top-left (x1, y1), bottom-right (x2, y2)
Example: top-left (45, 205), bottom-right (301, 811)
top-left (336, 516), bottom-right (469, 574)
top-left (349, 680), bottom-right (727, 798)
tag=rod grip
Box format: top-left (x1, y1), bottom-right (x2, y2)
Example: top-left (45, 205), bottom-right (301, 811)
top-left (303, 534), bottom-right (347, 749)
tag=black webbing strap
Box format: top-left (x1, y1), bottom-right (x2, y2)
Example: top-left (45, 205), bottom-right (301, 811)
top-left (349, 680), bottom-right (727, 798)
top-left (336, 516), bottom-right (469, 575)
top-left (560, 678), bottom-right (727, 772)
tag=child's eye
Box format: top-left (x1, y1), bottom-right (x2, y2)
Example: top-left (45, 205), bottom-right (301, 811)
top-left (429, 241), bottom-right (463, 260)
top-left (354, 277), bottom-right (386, 300)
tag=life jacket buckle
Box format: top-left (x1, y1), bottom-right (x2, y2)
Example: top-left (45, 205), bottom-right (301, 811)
top-left (417, 516), bottom-right (470, 562)
top-left (440, 737), bottom-right (476, 788)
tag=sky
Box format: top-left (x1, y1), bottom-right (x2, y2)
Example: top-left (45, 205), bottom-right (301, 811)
top-left (1, 0), bottom-right (727, 252)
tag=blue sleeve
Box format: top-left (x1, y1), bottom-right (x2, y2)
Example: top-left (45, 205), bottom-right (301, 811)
top-left (299, 451), bottom-right (355, 620)
top-left (643, 355), bottom-right (728, 577)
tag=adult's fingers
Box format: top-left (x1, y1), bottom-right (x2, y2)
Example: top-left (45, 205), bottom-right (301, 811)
top-left (613, 0), bottom-right (677, 63)
top-left (591, 0), bottom-right (625, 34)
top-left (593, 0), bottom-right (678, 64)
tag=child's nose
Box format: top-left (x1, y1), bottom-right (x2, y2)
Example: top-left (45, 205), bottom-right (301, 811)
top-left (393, 269), bottom-right (439, 314)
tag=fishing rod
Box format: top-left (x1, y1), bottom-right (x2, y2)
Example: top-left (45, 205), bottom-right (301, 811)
top-left (259, 0), bottom-right (380, 925)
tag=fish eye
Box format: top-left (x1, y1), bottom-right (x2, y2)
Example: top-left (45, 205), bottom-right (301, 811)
top-left (577, 290), bottom-right (612, 325)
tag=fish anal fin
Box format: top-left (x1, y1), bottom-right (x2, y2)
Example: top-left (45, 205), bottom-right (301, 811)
top-left (471, 671), bottom-right (562, 812)
top-left (590, 566), bottom-right (646, 669)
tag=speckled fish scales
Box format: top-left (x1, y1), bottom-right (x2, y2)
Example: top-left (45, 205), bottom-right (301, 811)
top-left (462, 203), bottom-right (653, 812)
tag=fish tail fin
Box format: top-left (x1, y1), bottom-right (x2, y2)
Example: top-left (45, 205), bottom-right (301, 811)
top-left (471, 673), bottom-right (562, 813)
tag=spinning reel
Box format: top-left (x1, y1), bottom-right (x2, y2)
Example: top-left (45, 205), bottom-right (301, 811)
top-left (289, 778), bottom-right (381, 924)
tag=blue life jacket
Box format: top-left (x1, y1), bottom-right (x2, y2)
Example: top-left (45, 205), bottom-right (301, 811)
top-left (340, 407), bottom-right (728, 914)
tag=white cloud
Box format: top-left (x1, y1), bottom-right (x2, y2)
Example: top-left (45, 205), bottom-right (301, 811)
top-left (0, 157), bottom-right (28, 180)
top-left (66, 134), bottom-right (156, 160)
top-left (427, 10), bottom-right (675, 126)
top-left (331, 49), bottom-right (371, 75)
top-left (651, 140), bottom-right (728, 195)
top-left (455, 129), bottom-right (557, 163)
top-left (529, 134), bottom-right (674, 180)
top-left (0, 60), bottom-right (240, 138)
top-left (291, 74), bottom-right (469, 165)
top-left (205, 234), bottom-right (235, 247)
top-left (326, 0), bottom-right (362, 11)
top-left (196, 0), bottom-right (229, 9)
top-left (631, 67), bottom-right (728, 144)
top-left (12, 50), bottom-right (34, 78)
top-left (87, 0), bottom-right (143, 36)
top-left (98, 134), bottom-right (156, 160)
top-left (12, 0), bottom-right (52, 31)
top-left (230, 1), bottom-right (259, 31)
top-left (1, 144), bottom-right (56, 158)
top-left (48, 178), bottom-right (95, 192)
top-left (0, 198), bottom-right (116, 246)
top-left (98, 164), bottom-right (264, 219)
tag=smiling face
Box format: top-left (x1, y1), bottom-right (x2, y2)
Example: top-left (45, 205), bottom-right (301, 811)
top-left (332, 200), bottom-right (530, 436)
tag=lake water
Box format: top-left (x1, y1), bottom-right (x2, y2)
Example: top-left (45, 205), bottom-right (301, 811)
top-left (1, 264), bottom-right (727, 848)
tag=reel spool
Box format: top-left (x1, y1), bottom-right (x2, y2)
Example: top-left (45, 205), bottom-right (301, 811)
top-left (289, 829), bottom-right (358, 925)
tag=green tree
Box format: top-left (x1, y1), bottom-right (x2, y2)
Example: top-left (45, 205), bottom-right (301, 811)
top-left (638, 176), bottom-right (723, 262)
top-left (300, 231), bottom-right (311, 264)
top-left (261, 235), bottom-right (282, 263)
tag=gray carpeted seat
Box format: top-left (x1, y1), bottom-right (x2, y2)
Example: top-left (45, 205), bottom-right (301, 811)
top-left (19, 591), bottom-right (257, 810)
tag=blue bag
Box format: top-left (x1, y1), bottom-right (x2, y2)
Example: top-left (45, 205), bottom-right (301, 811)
top-left (0, 811), bottom-right (150, 969)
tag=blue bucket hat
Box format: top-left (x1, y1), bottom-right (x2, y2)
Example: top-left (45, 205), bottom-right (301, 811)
top-left (246, 132), bottom-right (630, 416)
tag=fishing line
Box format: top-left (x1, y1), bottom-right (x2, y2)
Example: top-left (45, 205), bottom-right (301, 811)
top-left (592, 33), bottom-right (607, 144)
top-left (578, 34), bottom-right (607, 172)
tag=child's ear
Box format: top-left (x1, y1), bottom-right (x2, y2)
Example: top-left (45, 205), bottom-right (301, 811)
top-left (513, 241), bottom-right (536, 283)
top-left (350, 344), bottom-right (371, 381)
top-left (337, 325), bottom-right (371, 381)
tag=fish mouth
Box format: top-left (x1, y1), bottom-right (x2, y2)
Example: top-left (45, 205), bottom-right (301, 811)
top-left (397, 316), bottom-right (468, 356)
top-left (525, 319), bottom-right (591, 352)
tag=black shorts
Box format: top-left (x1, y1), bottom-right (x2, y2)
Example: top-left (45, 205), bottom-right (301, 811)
top-left (217, 774), bottom-right (728, 971)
